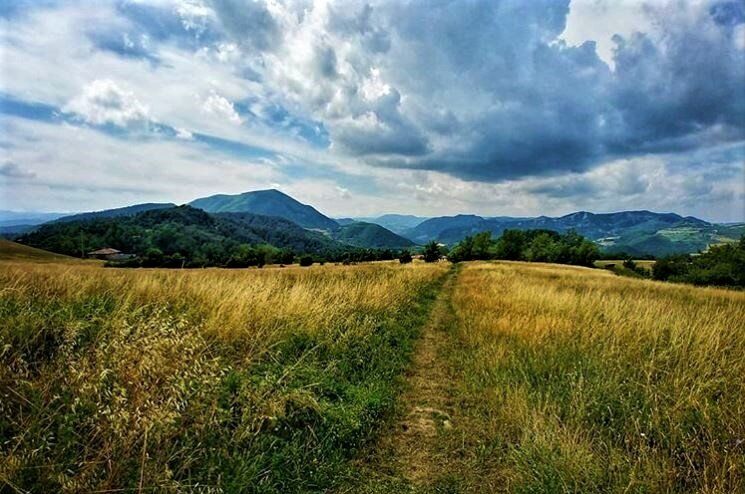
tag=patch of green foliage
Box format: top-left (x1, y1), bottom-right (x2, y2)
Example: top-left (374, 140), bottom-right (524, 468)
top-left (332, 222), bottom-right (414, 249)
top-left (653, 236), bottom-right (745, 287)
top-left (422, 241), bottom-right (442, 263)
top-left (17, 206), bottom-right (413, 268)
top-left (447, 229), bottom-right (599, 267)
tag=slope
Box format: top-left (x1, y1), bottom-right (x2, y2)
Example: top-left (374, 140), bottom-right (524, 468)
top-left (332, 222), bottom-right (416, 249)
top-left (190, 189), bottom-right (339, 231)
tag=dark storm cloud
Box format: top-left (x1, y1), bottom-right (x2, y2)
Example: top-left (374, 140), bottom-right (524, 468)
top-left (362, 0), bottom-right (745, 183)
top-left (205, 0), bottom-right (744, 183)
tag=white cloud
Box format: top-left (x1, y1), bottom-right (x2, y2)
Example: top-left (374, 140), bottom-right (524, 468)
top-left (201, 90), bottom-right (242, 125)
top-left (64, 79), bottom-right (151, 127)
top-left (0, 116), bottom-right (281, 212)
top-left (175, 127), bottom-right (195, 140)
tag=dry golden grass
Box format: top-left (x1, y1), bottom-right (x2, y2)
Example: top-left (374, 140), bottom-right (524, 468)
top-left (447, 261), bottom-right (745, 493)
top-left (0, 260), bottom-right (447, 492)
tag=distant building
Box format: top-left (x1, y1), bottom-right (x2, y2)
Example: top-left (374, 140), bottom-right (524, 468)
top-left (87, 248), bottom-right (134, 261)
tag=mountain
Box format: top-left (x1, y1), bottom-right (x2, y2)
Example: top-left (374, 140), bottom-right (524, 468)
top-left (190, 189), bottom-right (338, 231)
top-left (18, 205), bottom-right (347, 265)
top-left (332, 222), bottom-right (416, 249)
top-left (404, 214), bottom-right (486, 244)
top-left (0, 210), bottom-right (67, 227)
top-left (402, 210), bottom-right (740, 256)
top-left (0, 224), bottom-right (38, 237)
top-left (52, 203), bottom-right (176, 224)
top-left (353, 214), bottom-right (428, 234)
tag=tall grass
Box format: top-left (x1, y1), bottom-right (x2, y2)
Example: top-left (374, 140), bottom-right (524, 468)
top-left (448, 262), bottom-right (745, 493)
top-left (0, 261), bottom-right (448, 492)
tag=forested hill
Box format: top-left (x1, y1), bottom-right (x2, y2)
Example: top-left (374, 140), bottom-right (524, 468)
top-left (189, 189), bottom-right (339, 231)
top-left (52, 202), bottom-right (176, 223)
top-left (332, 222), bottom-right (415, 249)
top-left (403, 210), bottom-right (743, 256)
top-left (17, 206), bottom-right (347, 267)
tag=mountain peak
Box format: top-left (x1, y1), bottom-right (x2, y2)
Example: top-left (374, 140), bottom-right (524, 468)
top-left (189, 189), bottom-right (338, 231)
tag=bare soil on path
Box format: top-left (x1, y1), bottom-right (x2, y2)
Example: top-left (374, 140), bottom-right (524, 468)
top-left (345, 266), bottom-right (465, 493)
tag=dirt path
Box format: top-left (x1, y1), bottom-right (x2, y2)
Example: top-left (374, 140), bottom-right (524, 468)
top-left (348, 265), bottom-right (461, 492)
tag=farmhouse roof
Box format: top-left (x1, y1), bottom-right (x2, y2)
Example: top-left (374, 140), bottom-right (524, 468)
top-left (88, 248), bottom-right (121, 255)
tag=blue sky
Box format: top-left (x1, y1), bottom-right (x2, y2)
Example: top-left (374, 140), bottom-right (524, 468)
top-left (1, 0), bottom-right (743, 221)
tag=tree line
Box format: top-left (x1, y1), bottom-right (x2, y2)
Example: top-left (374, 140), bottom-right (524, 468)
top-left (652, 237), bottom-right (745, 288)
top-left (444, 229), bottom-right (600, 266)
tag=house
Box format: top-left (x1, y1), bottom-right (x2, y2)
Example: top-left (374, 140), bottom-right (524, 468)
top-left (87, 248), bottom-right (134, 261)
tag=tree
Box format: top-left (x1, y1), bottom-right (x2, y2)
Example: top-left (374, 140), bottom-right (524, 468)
top-left (447, 235), bottom-right (473, 263)
top-left (399, 250), bottom-right (413, 264)
top-left (299, 255), bottom-right (313, 267)
top-left (652, 255), bottom-right (690, 281)
top-left (494, 230), bottom-right (526, 260)
top-left (422, 241), bottom-right (441, 263)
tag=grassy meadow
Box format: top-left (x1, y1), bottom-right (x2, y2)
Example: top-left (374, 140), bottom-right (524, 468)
top-left (0, 258), bottom-right (448, 492)
top-left (2, 248), bottom-right (745, 493)
top-left (436, 262), bottom-right (745, 493)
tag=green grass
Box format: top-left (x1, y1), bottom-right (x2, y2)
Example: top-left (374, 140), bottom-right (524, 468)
top-left (0, 261), bottom-right (448, 493)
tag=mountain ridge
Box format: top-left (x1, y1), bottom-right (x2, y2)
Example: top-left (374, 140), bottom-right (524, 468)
top-left (189, 189), bottom-right (339, 231)
top-left (6, 189), bottom-right (741, 256)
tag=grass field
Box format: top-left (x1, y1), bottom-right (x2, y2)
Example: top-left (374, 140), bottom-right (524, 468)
top-left (414, 262), bottom-right (744, 493)
top-left (0, 256), bottom-right (448, 492)
top-left (2, 249), bottom-right (744, 493)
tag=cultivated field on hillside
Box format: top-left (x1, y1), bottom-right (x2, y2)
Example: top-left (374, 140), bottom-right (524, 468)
top-left (0, 260), bottom-right (447, 492)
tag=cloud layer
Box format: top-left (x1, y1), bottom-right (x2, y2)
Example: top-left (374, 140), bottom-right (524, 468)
top-left (0, 0), bottom-right (743, 221)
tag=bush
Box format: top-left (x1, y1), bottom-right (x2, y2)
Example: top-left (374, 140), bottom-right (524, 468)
top-left (652, 254), bottom-right (691, 281)
top-left (399, 250), bottom-right (413, 264)
top-left (299, 255), bottom-right (314, 267)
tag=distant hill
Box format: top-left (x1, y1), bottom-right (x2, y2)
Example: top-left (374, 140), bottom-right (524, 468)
top-left (52, 203), bottom-right (176, 224)
top-left (405, 215), bottom-right (486, 244)
top-left (402, 211), bottom-right (741, 256)
top-left (0, 224), bottom-right (38, 237)
top-left (332, 222), bottom-right (416, 249)
top-left (353, 214), bottom-right (428, 234)
top-left (0, 210), bottom-right (67, 227)
top-left (190, 189), bottom-right (338, 231)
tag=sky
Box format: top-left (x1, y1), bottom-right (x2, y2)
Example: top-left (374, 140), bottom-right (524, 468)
top-left (0, 0), bottom-right (744, 222)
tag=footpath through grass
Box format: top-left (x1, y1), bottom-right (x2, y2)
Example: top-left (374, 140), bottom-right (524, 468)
top-left (351, 261), bottom-right (745, 493)
top-left (0, 260), bottom-right (448, 493)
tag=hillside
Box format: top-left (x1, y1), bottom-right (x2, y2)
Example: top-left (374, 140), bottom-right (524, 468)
top-left (190, 189), bottom-right (339, 231)
top-left (404, 214), bottom-right (486, 244)
top-left (0, 238), bottom-right (79, 262)
top-left (403, 210), bottom-right (738, 256)
top-left (332, 222), bottom-right (416, 249)
top-left (0, 210), bottom-right (67, 227)
top-left (52, 202), bottom-right (176, 223)
top-left (18, 205), bottom-right (347, 266)
top-left (354, 214), bottom-right (428, 234)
